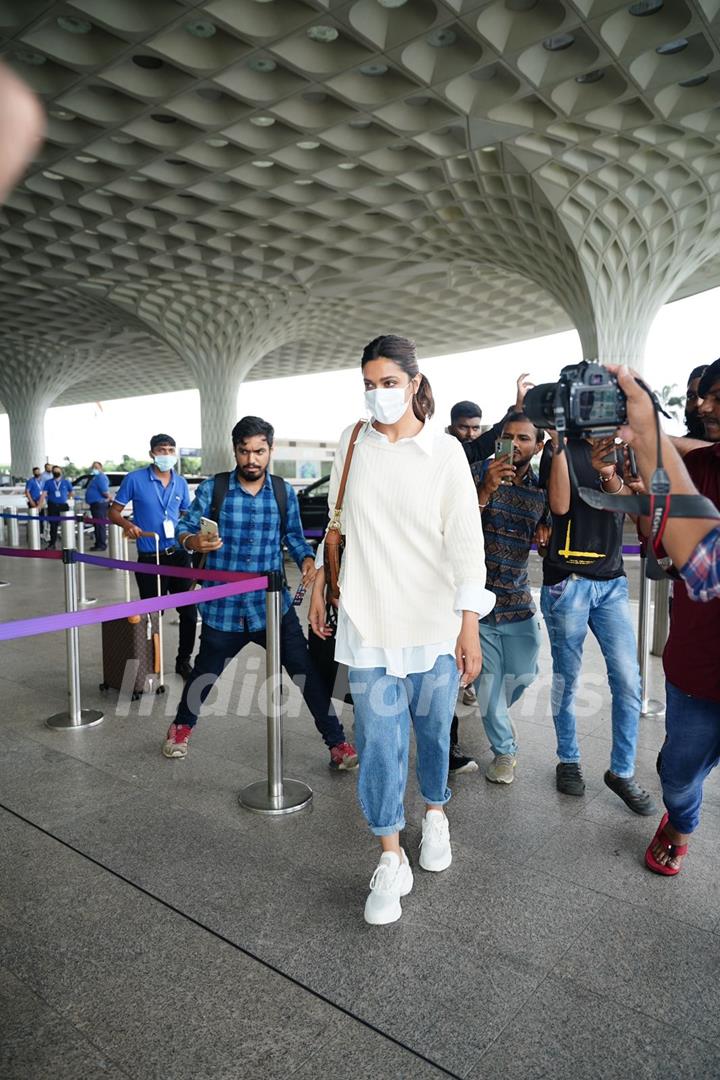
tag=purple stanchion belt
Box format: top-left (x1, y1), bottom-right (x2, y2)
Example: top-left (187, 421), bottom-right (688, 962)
top-left (0, 544), bottom-right (268, 642)
top-left (0, 546), bottom-right (62, 560)
top-left (0, 572), bottom-right (268, 642)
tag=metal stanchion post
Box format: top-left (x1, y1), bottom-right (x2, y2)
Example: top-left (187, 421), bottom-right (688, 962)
top-left (239, 571), bottom-right (313, 815)
top-left (75, 515), bottom-right (96, 605)
top-left (638, 556), bottom-right (664, 718)
top-left (122, 533), bottom-right (131, 602)
top-left (108, 523), bottom-right (131, 599)
top-left (46, 516), bottom-right (104, 730)
top-left (0, 506), bottom-right (6, 544)
top-left (108, 521), bottom-right (123, 561)
top-left (6, 506), bottom-right (19, 547)
top-left (27, 507), bottom-right (41, 550)
top-left (651, 575), bottom-right (671, 657)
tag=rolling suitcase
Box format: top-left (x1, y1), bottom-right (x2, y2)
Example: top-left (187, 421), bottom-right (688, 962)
top-left (99, 613), bottom-right (162, 700)
top-left (99, 531), bottom-right (166, 701)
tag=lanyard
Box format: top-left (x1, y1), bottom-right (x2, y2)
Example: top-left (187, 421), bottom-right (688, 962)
top-left (53, 480), bottom-right (64, 499)
top-left (152, 470), bottom-right (176, 517)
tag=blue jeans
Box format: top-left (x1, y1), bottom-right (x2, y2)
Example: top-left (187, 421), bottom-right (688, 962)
top-left (175, 608), bottom-right (346, 749)
top-left (661, 681), bottom-right (720, 834)
top-left (540, 576), bottom-right (640, 778)
top-left (348, 654), bottom-right (459, 836)
top-left (476, 616), bottom-right (541, 756)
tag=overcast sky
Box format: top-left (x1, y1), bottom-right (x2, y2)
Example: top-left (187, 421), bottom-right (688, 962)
top-left (1, 284), bottom-right (718, 468)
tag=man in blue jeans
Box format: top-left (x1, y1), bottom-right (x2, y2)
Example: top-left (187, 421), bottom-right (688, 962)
top-left (167, 415), bottom-right (357, 770)
top-left (539, 431), bottom-right (655, 814)
top-left (472, 413), bottom-right (549, 784)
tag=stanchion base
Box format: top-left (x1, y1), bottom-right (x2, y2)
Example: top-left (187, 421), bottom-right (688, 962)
top-left (641, 698), bottom-right (665, 718)
top-left (79, 597), bottom-right (97, 606)
top-left (46, 709), bottom-right (105, 730)
top-left (239, 778), bottom-right (313, 816)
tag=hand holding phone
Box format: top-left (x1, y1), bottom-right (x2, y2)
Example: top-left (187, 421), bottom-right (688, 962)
top-left (195, 516), bottom-right (223, 552)
top-left (495, 437), bottom-right (515, 485)
top-left (200, 516), bottom-right (219, 537)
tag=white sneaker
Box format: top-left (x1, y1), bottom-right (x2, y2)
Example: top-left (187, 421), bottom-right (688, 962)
top-left (363, 850), bottom-right (413, 925)
top-left (419, 809), bottom-right (452, 872)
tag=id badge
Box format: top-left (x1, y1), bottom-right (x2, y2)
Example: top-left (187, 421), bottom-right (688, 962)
top-left (163, 518), bottom-right (175, 540)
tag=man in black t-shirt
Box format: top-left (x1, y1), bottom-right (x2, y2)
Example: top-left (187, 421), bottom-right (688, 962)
top-left (539, 434), bottom-right (655, 815)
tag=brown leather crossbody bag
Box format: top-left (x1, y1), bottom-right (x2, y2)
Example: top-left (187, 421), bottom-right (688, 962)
top-left (323, 419), bottom-right (365, 604)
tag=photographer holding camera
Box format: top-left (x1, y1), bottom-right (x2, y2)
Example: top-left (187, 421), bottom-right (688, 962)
top-left (526, 364), bottom-right (655, 815)
top-left (610, 362), bottom-right (720, 597)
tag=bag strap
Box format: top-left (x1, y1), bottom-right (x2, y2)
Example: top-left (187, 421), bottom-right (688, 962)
top-left (209, 471), bottom-right (231, 522)
top-left (270, 473), bottom-right (288, 539)
top-left (333, 420), bottom-right (365, 517)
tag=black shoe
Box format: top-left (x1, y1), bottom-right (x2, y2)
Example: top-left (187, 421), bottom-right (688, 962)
top-left (604, 770), bottom-right (657, 816)
top-left (556, 762), bottom-right (585, 796)
top-left (449, 746), bottom-right (478, 773)
top-left (175, 658), bottom-right (193, 680)
top-left (90, 545), bottom-right (107, 551)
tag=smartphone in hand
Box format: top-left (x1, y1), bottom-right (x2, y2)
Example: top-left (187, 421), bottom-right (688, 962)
top-left (200, 516), bottom-right (219, 538)
top-left (495, 437), bottom-right (515, 484)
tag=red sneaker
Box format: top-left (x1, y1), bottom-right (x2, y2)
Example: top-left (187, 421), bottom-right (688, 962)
top-left (162, 723), bottom-right (193, 759)
top-left (329, 741), bottom-right (358, 770)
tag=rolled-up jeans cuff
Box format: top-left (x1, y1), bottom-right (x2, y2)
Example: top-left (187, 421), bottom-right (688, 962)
top-left (369, 818), bottom-right (405, 837)
top-left (420, 788), bottom-right (451, 808)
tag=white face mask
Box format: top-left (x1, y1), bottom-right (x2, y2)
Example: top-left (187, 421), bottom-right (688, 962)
top-left (153, 453), bottom-right (177, 472)
top-left (364, 384), bottom-right (413, 425)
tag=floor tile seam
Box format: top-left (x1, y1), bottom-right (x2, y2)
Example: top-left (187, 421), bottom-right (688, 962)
top-left (513, 849), bottom-right (720, 936)
top-left (1, 962), bottom-right (135, 1078)
top-left (458, 965), bottom-right (559, 1078)
top-left (538, 969), bottom-right (720, 1051)
top-left (0, 800), bottom-right (466, 1080)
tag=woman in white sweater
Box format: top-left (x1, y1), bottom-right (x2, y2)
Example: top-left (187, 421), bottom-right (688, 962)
top-left (310, 335), bottom-right (494, 925)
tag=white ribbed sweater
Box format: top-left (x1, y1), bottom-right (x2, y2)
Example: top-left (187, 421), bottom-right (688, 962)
top-left (329, 422), bottom-right (490, 649)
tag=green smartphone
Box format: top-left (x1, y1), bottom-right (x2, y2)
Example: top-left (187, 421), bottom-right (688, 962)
top-left (495, 437), bottom-right (514, 484)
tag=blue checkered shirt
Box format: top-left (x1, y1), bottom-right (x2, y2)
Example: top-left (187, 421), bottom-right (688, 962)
top-left (681, 523), bottom-right (720, 603)
top-left (178, 471), bottom-right (314, 632)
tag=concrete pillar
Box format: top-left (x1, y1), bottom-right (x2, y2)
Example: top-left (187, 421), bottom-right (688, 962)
top-left (4, 391), bottom-right (49, 479)
top-left (196, 367), bottom-right (243, 475)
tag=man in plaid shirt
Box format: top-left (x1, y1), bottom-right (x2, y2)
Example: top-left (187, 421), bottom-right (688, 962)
top-left (163, 415), bottom-right (357, 769)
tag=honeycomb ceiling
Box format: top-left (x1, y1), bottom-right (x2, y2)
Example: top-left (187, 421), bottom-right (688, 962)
top-left (1, 0), bottom-right (720, 416)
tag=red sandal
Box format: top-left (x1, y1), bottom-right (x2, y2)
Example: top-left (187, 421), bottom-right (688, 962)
top-left (645, 812), bottom-right (688, 877)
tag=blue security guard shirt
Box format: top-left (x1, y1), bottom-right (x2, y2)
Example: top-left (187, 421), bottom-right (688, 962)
top-left (25, 477), bottom-right (42, 503)
top-left (179, 470), bottom-right (313, 632)
top-left (115, 466), bottom-right (191, 553)
top-left (42, 477), bottom-right (73, 503)
top-left (85, 471), bottom-right (110, 505)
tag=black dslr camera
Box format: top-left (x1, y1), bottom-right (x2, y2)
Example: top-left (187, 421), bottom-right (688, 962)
top-left (524, 360), bottom-right (627, 437)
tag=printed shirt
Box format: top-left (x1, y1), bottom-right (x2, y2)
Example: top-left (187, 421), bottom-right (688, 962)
top-left (179, 470), bottom-right (313, 633)
top-left (476, 463), bottom-right (549, 622)
top-left (664, 444), bottom-right (720, 701)
top-left (42, 477), bottom-right (73, 503)
top-left (681, 524), bottom-right (720, 602)
top-left (114, 467), bottom-right (191, 553)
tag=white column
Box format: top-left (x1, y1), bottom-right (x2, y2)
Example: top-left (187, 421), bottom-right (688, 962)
top-left (197, 367), bottom-right (243, 475)
top-left (7, 392), bottom-right (48, 478)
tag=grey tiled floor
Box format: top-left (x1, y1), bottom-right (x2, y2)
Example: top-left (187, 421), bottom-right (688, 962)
top-left (1, 553), bottom-right (719, 1080)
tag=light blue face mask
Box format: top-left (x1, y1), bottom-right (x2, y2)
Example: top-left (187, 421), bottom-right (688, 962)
top-left (153, 454), bottom-right (177, 472)
top-left (90, 468), bottom-right (99, 475)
